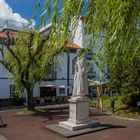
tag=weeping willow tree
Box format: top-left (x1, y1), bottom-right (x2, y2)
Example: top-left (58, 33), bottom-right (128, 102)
top-left (36, 0), bottom-right (140, 92)
top-left (0, 31), bottom-right (64, 110)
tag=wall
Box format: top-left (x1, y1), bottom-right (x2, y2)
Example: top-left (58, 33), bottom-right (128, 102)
top-left (72, 19), bottom-right (83, 48)
top-left (38, 51), bottom-right (76, 97)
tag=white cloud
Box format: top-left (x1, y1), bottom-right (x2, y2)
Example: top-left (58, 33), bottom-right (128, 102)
top-left (0, 0), bottom-right (28, 27)
top-left (28, 19), bottom-right (36, 29)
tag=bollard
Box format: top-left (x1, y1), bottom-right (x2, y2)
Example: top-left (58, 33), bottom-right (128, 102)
top-left (110, 98), bottom-right (115, 113)
top-left (0, 116), bottom-right (4, 127)
top-left (0, 116), bottom-right (7, 127)
top-left (137, 101), bottom-right (140, 112)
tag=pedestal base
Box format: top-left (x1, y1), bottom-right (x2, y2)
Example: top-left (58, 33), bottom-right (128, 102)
top-left (59, 96), bottom-right (99, 131)
top-left (59, 120), bottom-right (99, 131)
top-left (45, 124), bottom-right (111, 138)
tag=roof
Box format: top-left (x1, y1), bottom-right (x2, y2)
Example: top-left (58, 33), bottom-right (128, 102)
top-left (1, 19), bottom-right (29, 33)
top-left (0, 32), bottom-right (8, 38)
top-left (0, 31), bottom-right (82, 50)
top-left (40, 23), bottom-right (52, 33)
top-left (67, 43), bottom-right (81, 49)
top-left (0, 32), bottom-right (15, 38)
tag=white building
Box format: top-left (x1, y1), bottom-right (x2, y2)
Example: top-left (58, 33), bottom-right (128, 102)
top-left (0, 19), bottom-right (105, 105)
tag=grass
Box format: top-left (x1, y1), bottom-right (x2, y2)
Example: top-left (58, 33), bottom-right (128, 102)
top-left (89, 99), bottom-right (97, 107)
top-left (103, 97), bottom-right (140, 119)
top-left (103, 98), bottom-right (124, 110)
top-left (114, 107), bottom-right (140, 119)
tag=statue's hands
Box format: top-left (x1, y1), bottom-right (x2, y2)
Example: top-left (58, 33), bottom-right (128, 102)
top-left (75, 64), bottom-right (78, 72)
top-left (80, 68), bottom-right (87, 76)
top-left (80, 71), bottom-right (84, 76)
top-left (74, 75), bottom-right (77, 80)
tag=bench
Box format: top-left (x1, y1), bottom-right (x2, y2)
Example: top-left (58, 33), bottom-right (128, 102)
top-left (37, 104), bottom-right (69, 112)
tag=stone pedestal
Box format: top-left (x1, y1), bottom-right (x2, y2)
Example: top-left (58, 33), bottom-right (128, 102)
top-left (59, 96), bottom-right (99, 131)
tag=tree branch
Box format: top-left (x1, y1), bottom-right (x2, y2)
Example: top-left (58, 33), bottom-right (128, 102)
top-left (25, 33), bottom-right (34, 85)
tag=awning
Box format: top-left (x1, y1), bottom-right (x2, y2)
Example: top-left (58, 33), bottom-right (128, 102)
top-left (40, 84), bottom-right (56, 88)
top-left (57, 85), bottom-right (70, 88)
top-left (39, 83), bottom-right (69, 88)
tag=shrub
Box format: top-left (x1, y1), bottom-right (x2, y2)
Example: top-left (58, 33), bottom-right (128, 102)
top-left (121, 92), bottom-right (140, 107)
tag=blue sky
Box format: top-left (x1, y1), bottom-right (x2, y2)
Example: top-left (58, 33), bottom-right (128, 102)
top-left (1, 0), bottom-right (86, 27)
top-left (0, 0), bottom-right (61, 27)
top-left (6, 0), bottom-right (42, 23)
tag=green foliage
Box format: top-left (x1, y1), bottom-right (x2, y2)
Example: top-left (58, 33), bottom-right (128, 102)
top-left (3, 32), bottom-right (63, 93)
top-left (103, 96), bottom-right (123, 109)
top-left (121, 92), bottom-right (140, 107)
top-left (104, 97), bottom-right (140, 119)
top-left (36, 0), bottom-right (140, 91)
top-left (12, 96), bottom-right (24, 105)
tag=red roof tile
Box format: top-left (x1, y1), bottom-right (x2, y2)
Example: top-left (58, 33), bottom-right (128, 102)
top-left (67, 43), bottom-right (81, 49)
top-left (0, 32), bottom-right (15, 38)
top-left (0, 32), bottom-right (7, 38)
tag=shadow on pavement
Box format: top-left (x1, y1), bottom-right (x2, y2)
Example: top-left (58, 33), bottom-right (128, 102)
top-left (0, 124), bottom-right (7, 128)
top-left (32, 109), bottom-right (69, 121)
top-left (100, 123), bottom-right (126, 129)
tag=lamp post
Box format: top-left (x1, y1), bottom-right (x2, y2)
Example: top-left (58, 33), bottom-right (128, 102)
top-left (67, 52), bottom-right (70, 96)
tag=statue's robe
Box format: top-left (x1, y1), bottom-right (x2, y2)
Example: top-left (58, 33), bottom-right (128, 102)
top-left (73, 57), bottom-right (88, 96)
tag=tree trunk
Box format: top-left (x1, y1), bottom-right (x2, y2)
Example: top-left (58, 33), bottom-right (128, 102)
top-left (96, 86), bottom-right (103, 109)
top-left (26, 87), bottom-right (34, 111)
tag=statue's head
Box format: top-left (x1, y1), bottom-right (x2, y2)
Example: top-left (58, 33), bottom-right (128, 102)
top-left (76, 49), bottom-right (84, 57)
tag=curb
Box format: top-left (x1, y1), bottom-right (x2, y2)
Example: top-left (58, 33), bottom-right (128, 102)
top-left (112, 115), bottom-right (140, 121)
top-left (103, 109), bottom-right (140, 121)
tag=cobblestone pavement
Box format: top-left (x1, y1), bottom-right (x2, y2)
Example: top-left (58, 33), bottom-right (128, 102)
top-left (0, 108), bottom-right (140, 140)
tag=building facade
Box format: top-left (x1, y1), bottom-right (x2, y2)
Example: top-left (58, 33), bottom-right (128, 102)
top-left (0, 19), bottom-right (105, 105)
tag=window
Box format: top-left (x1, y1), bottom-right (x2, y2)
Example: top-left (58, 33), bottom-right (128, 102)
top-left (72, 57), bottom-right (77, 74)
top-left (10, 85), bottom-right (18, 98)
top-left (88, 63), bottom-right (94, 73)
top-left (59, 88), bottom-right (65, 95)
top-left (87, 52), bottom-right (93, 60)
top-left (44, 62), bottom-right (56, 80)
top-left (40, 87), bottom-right (56, 97)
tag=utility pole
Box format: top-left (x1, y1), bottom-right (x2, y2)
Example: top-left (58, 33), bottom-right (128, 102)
top-left (67, 52), bottom-right (70, 96)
